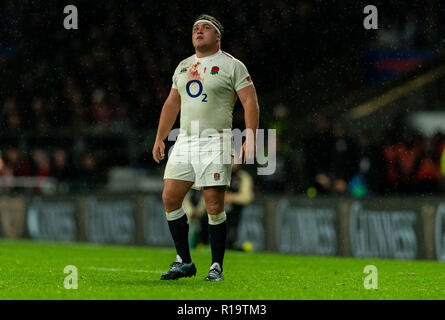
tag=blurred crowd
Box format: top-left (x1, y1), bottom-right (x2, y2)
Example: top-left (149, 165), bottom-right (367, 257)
top-left (0, 146), bottom-right (106, 193)
top-left (302, 116), bottom-right (445, 196)
top-left (1, 1), bottom-right (445, 195)
top-left (2, 0), bottom-right (334, 132)
top-left (250, 111), bottom-right (445, 196)
top-left (373, 2), bottom-right (443, 50)
top-left (3, 1), bottom-right (444, 131)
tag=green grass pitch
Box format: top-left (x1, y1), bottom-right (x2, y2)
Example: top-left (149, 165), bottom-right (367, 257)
top-left (0, 239), bottom-right (444, 300)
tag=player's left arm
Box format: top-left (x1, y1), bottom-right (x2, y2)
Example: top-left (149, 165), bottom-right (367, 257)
top-left (237, 84), bottom-right (259, 163)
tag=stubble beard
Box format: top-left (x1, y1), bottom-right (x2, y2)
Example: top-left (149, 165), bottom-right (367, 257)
top-left (194, 40), bottom-right (219, 56)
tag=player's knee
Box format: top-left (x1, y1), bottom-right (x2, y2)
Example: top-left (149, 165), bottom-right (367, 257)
top-left (206, 200), bottom-right (224, 215)
top-left (162, 190), bottom-right (181, 211)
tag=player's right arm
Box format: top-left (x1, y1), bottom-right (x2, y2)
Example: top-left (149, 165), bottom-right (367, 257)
top-left (152, 88), bottom-right (181, 163)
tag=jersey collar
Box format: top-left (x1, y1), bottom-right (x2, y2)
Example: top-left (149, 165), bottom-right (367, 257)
top-left (194, 49), bottom-right (222, 62)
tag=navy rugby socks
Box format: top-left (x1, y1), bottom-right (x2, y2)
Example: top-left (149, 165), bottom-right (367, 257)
top-left (208, 219), bottom-right (227, 271)
top-left (167, 214), bottom-right (192, 264)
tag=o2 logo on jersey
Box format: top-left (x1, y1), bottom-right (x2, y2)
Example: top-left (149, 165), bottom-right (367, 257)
top-left (186, 80), bottom-right (207, 102)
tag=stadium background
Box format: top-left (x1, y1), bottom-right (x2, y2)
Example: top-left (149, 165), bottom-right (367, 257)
top-left (1, 1), bottom-right (445, 262)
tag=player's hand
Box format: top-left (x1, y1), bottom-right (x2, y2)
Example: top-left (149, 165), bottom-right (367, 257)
top-left (152, 139), bottom-right (166, 163)
top-left (239, 139), bottom-right (255, 164)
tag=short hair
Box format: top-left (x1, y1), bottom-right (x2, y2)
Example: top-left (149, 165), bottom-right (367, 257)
top-left (194, 14), bottom-right (224, 37)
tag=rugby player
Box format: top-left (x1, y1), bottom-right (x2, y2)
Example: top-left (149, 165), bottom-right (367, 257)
top-left (152, 14), bottom-right (259, 281)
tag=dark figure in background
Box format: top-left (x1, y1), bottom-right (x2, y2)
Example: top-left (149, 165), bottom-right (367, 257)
top-left (1, 146), bottom-right (31, 193)
top-left (30, 148), bottom-right (52, 193)
top-left (31, 148), bottom-right (51, 178)
top-left (74, 153), bottom-right (105, 191)
top-left (3, 147), bottom-right (32, 178)
top-left (305, 115), bottom-right (334, 194)
top-left (51, 149), bottom-right (72, 192)
top-left (224, 164), bottom-right (254, 250)
top-left (412, 137), bottom-right (442, 194)
top-left (383, 130), bottom-right (422, 194)
top-left (349, 132), bottom-right (385, 197)
top-left (329, 123), bottom-right (358, 195)
top-left (258, 135), bottom-right (294, 194)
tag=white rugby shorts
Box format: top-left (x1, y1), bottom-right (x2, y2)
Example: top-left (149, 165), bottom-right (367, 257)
top-left (163, 134), bottom-right (234, 190)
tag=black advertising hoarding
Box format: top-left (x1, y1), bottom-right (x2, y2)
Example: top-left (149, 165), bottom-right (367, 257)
top-left (1, 193), bottom-right (445, 262)
top-left (271, 197), bottom-right (430, 260)
top-left (83, 196), bottom-right (137, 244)
top-left (141, 195), bottom-right (174, 247)
top-left (234, 204), bottom-right (266, 252)
top-left (26, 197), bottom-right (79, 242)
top-left (347, 199), bottom-right (421, 260)
top-left (274, 198), bottom-right (339, 256)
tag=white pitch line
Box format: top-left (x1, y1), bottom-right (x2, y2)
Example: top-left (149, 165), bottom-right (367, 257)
top-left (87, 266), bottom-right (163, 274)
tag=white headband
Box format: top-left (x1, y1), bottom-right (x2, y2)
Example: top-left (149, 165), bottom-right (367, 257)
top-left (193, 19), bottom-right (221, 35)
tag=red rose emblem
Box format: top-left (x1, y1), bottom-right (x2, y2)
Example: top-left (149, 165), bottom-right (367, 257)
top-left (211, 66), bottom-right (219, 74)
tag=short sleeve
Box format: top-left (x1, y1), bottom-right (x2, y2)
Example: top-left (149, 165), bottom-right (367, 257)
top-left (172, 68), bottom-right (178, 89)
top-left (233, 59), bottom-right (253, 92)
top-left (172, 63), bottom-right (182, 89)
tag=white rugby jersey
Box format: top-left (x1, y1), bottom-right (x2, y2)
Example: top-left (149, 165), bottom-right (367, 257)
top-left (172, 50), bottom-right (253, 136)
